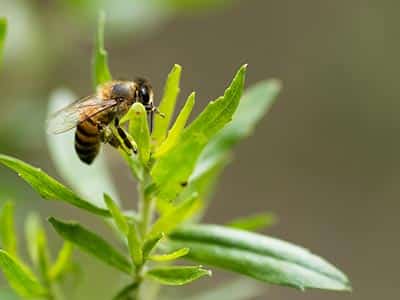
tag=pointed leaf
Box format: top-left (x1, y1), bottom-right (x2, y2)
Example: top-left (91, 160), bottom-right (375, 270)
top-left (190, 80), bottom-right (281, 212)
top-left (121, 150), bottom-right (143, 182)
top-left (25, 212), bottom-right (41, 266)
top-left (142, 233), bottom-right (164, 259)
top-left (120, 102), bottom-right (151, 164)
top-left (151, 65), bottom-right (247, 202)
top-left (0, 154), bottom-right (110, 217)
top-left (185, 153), bottom-right (230, 219)
top-left (48, 242), bottom-right (73, 280)
top-left (167, 224), bottom-right (351, 291)
top-left (24, 212), bottom-right (50, 279)
top-left (0, 18), bottom-right (7, 68)
top-left (152, 64), bottom-right (182, 145)
top-left (149, 247), bottom-right (189, 262)
top-left (200, 79), bottom-right (281, 163)
top-left (147, 193), bottom-right (201, 239)
top-left (127, 223), bottom-right (143, 267)
top-left (92, 11), bottom-right (112, 88)
top-left (104, 193), bottom-right (129, 235)
top-left (0, 201), bottom-right (17, 257)
top-left (47, 89), bottom-right (119, 208)
top-left (0, 250), bottom-right (47, 297)
top-left (226, 212), bottom-right (277, 232)
top-left (146, 265), bottom-right (211, 286)
top-left (36, 228), bottom-right (50, 282)
top-left (155, 92), bottom-right (195, 157)
top-left (112, 282), bottom-right (139, 300)
top-left (48, 217), bottom-right (132, 274)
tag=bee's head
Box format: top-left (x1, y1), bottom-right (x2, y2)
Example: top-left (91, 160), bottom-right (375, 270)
top-left (135, 78), bottom-right (153, 106)
top-left (111, 82), bottom-right (135, 102)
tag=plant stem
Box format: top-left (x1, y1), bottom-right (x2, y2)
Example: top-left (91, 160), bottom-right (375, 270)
top-left (135, 171), bottom-right (155, 300)
top-left (138, 175), bottom-right (154, 237)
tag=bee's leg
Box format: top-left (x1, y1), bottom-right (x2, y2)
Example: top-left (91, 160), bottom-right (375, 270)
top-left (99, 126), bottom-right (120, 148)
top-left (152, 106), bottom-right (165, 118)
top-left (148, 110), bottom-right (154, 133)
top-left (114, 118), bottom-right (138, 154)
top-left (146, 106), bottom-right (164, 134)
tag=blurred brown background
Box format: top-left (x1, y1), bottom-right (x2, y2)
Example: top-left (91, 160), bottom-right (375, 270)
top-left (0, 0), bottom-right (394, 299)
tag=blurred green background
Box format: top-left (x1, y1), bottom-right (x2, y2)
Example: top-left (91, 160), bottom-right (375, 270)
top-left (0, 0), bottom-right (393, 299)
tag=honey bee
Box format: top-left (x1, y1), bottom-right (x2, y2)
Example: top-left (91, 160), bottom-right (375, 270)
top-left (48, 78), bottom-right (161, 164)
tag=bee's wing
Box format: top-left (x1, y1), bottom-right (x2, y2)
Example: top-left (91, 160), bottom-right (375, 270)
top-left (47, 95), bottom-right (118, 134)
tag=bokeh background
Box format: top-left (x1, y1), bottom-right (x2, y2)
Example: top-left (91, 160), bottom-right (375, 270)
top-left (0, 0), bottom-right (393, 299)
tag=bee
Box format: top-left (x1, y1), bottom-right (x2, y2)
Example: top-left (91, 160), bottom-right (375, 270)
top-left (47, 78), bottom-right (161, 164)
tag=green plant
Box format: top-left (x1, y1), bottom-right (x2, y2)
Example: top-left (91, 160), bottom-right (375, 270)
top-left (0, 14), bottom-right (351, 300)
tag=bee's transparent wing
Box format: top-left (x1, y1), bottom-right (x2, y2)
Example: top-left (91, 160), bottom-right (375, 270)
top-left (47, 95), bottom-right (117, 134)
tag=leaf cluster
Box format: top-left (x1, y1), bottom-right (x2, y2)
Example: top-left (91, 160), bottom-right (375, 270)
top-left (0, 12), bottom-right (351, 300)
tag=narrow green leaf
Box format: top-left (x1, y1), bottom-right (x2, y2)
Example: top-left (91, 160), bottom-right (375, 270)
top-left (48, 242), bottom-right (73, 280)
top-left (119, 148), bottom-right (143, 182)
top-left (25, 212), bottom-right (41, 266)
top-left (0, 18), bottom-right (7, 68)
top-left (199, 79), bottom-right (281, 165)
top-left (188, 80), bottom-right (281, 215)
top-left (0, 201), bottom-right (17, 257)
top-left (92, 11), bottom-right (112, 88)
top-left (127, 223), bottom-right (143, 267)
top-left (146, 265), bottom-right (211, 286)
top-left (142, 233), bottom-right (164, 259)
top-left (48, 217), bottom-right (132, 274)
top-left (147, 193), bottom-right (201, 239)
top-left (149, 247), bottom-right (189, 262)
top-left (168, 224), bottom-right (351, 291)
top-left (226, 212), bottom-right (277, 232)
top-left (36, 229), bottom-right (50, 282)
top-left (104, 194), bottom-right (129, 235)
top-left (0, 250), bottom-right (47, 298)
top-left (151, 65), bottom-right (247, 202)
top-left (185, 153), bottom-right (230, 219)
top-left (152, 64), bottom-right (182, 144)
top-left (47, 89), bottom-right (120, 208)
top-left (155, 92), bottom-right (195, 158)
top-left (120, 103), bottom-right (151, 164)
top-left (24, 212), bottom-right (50, 280)
top-left (112, 282), bottom-right (139, 300)
top-left (0, 154), bottom-right (110, 217)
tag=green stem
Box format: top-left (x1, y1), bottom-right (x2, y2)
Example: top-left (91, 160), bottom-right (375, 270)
top-left (134, 171), bottom-right (155, 300)
top-left (138, 176), bottom-right (154, 237)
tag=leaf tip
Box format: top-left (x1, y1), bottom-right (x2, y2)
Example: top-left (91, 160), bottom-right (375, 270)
top-left (173, 64), bottom-right (182, 72)
top-left (269, 78), bottom-right (282, 91)
top-left (98, 10), bottom-right (106, 27)
top-left (47, 217), bottom-right (60, 228)
top-left (204, 268), bottom-right (212, 277)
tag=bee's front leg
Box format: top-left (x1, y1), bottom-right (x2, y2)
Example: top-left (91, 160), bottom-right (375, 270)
top-left (146, 105), bottom-right (165, 133)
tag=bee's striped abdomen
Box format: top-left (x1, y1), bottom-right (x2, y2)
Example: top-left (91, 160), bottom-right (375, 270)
top-left (75, 121), bottom-right (100, 164)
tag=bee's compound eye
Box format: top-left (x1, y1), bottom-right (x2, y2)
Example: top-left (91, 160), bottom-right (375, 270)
top-left (139, 86), bottom-right (150, 105)
top-left (111, 83), bottom-right (131, 99)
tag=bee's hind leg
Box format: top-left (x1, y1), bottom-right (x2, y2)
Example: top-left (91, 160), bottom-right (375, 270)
top-left (113, 118), bottom-right (138, 155)
top-left (99, 126), bottom-right (117, 146)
